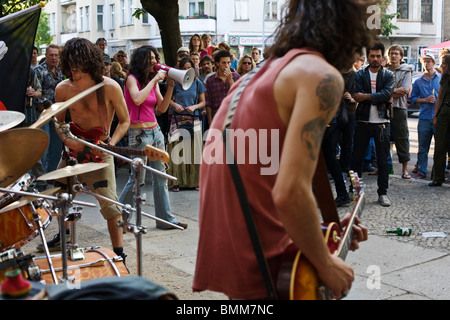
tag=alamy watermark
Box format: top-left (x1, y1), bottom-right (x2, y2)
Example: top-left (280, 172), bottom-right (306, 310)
top-left (170, 128), bottom-right (280, 176)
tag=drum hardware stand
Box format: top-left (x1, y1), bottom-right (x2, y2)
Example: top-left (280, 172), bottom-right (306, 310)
top-left (28, 200), bottom-right (59, 284)
top-left (67, 206), bottom-right (84, 261)
top-left (53, 119), bottom-right (182, 277)
top-left (0, 187), bottom-right (96, 285)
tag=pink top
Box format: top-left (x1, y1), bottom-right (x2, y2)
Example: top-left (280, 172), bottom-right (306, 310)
top-left (193, 48), bottom-right (323, 299)
top-left (124, 74), bottom-right (158, 124)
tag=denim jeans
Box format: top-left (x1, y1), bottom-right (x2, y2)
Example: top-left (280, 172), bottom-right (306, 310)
top-left (351, 122), bottom-right (391, 196)
top-left (417, 118), bottom-right (435, 176)
top-left (118, 126), bottom-right (179, 229)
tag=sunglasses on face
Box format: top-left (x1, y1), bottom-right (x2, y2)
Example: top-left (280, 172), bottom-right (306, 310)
top-left (242, 62), bottom-right (252, 65)
top-left (117, 55), bottom-right (126, 58)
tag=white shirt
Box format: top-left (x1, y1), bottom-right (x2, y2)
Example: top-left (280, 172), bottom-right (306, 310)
top-left (368, 71), bottom-right (389, 123)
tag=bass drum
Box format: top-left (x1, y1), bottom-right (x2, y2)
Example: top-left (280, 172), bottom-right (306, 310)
top-left (33, 247), bottom-right (129, 285)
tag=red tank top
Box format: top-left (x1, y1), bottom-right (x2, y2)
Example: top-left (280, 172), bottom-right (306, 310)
top-left (193, 48), bottom-right (323, 299)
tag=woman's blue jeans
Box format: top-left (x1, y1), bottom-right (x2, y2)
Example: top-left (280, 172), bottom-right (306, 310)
top-left (118, 126), bottom-right (179, 229)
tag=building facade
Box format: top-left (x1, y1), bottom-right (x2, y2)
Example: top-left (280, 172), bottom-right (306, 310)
top-left (384, 0), bottom-right (445, 70)
top-left (44, 0), bottom-right (284, 60)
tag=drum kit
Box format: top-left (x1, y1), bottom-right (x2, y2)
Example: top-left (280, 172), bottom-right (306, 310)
top-left (0, 84), bottom-right (180, 295)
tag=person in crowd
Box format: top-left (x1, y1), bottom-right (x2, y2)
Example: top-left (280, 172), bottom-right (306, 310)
top-left (351, 41), bottom-right (394, 207)
top-left (409, 54), bottom-right (441, 179)
top-left (429, 54), bottom-right (450, 186)
top-left (40, 38), bottom-right (130, 261)
top-left (114, 50), bottom-right (129, 73)
top-left (190, 52), bottom-right (201, 77)
top-left (96, 37), bottom-right (110, 59)
top-left (353, 56), bottom-right (365, 70)
top-left (193, 0), bottom-right (371, 300)
top-left (34, 44), bottom-right (64, 173)
top-left (188, 34), bottom-right (203, 54)
top-left (200, 33), bottom-right (215, 58)
top-left (198, 55), bottom-right (214, 84)
top-left (204, 50), bottom-right (240, 125)
top-left (217, 41), bottom-right (238, 70)
top-left (387, 45), bottom-right (413, 179)
top-left (338, 66), bottom-right (357, 176)
top-left (110, 61), bottom-right (127, 92)
top-left (167, 57), bottom-right (206, 192)
top-left (118, 45), bottom-right (187, 229)
top-left (251, 47), bottom-right (263, 64)
top-left (236, 54), bottom-right (256, 77)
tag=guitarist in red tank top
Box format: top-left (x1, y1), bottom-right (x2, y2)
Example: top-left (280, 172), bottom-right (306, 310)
top-left (193, 0), bottom-right (377, 300)
top-left (49, 38), bottom-right (130, 260)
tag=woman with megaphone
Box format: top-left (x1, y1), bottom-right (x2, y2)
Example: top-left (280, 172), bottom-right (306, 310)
top-left (118, 45), bottom-right (188, 230)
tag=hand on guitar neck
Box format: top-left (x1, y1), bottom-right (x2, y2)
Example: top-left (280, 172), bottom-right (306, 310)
top-left (277, 171), bottom-right (368, 300)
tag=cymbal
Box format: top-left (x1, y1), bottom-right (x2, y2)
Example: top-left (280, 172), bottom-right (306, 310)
top-left (0, 128), bottom-right (49, 188)
top-left (0, 110), bottom-right (25, 132)
top-left (30, 82), bottom-right (104, 129)
top-left (0, 187), bottom-right (60, 214)
top-left (37, 163), bottom-right (110, 181)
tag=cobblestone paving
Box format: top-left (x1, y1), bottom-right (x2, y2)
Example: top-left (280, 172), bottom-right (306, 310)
top-left (336, 173), bottom-right (450, 254)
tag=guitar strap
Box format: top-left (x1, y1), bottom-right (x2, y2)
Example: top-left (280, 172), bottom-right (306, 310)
top-left (222, 60), bottom-right (340, 300)
top-left (96, 84), bottom-right (109, 137)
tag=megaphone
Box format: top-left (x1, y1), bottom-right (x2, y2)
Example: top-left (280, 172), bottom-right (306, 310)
top-left (153, 63), bottom-right (195, 90)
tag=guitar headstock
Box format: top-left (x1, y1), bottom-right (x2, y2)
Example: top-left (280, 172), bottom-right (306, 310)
top-left (349, 170), bottom-right (363, 201)
top-left (144, 145), bottom-right (170, 163)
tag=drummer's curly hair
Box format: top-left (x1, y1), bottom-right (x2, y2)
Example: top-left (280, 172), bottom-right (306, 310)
top-left (59, 38), bottom-right (104, 83)
top-left (265, 0), bottom-right (379, 71)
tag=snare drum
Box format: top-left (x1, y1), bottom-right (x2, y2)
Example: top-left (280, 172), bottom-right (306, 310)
top-left (34, 247), bottom-right (129, 285)
top-left (0, 202), bottom-right (51, 252)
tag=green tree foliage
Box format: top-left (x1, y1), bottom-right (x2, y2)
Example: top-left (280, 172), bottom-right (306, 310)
top-left (0, 0), bottom-right (41, 17)
top-left (36, 10), bottom-right (53, 48)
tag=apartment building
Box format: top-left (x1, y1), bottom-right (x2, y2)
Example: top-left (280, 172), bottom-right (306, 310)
top-left (44, 0), bottom-right (284, 59)
top-left (384, 0), bottom-right (445, 70)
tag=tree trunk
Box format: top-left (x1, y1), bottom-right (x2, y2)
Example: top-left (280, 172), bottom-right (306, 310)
top-left (141, 0), bottom-right (182, 67)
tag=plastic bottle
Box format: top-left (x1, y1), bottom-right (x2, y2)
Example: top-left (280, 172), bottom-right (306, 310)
top-left (386, 227), bottom-right (412, 236)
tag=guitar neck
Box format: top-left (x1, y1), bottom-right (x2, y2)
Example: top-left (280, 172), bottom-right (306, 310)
top-left (102, 144), bottom-right (145, 157)
top-left (336, 192), bottom-right (365, 261)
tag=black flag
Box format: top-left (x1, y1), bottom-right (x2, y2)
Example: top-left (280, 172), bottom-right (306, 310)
top-left (0, 6), bottom-right (41, 113)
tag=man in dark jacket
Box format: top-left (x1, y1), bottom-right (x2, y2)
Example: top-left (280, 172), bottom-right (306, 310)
top-left (351, 41), bottom-right (394, 207)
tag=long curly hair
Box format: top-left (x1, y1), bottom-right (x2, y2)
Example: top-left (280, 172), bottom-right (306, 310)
top-left (265, 0), bottom-right (378, 71)
top-left (128, 45), bottom-right (161, 88)
top-left (59, 38), bottom-right (104, 83)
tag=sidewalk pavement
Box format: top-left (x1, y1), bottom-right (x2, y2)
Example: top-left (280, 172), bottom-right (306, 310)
top-left (69, 162), bottom-right (450, 300)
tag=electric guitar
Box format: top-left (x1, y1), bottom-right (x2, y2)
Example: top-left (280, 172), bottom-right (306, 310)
top-left (276, 171), bottom-right (365, 300)
top-left (69, 122), bottom-right (170, 163)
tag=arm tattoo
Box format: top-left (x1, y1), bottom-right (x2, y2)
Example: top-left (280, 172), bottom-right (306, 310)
top-left (316, 73), bottom-right (343, 116)
top-left (301, 118), bottom-right (327, 161)
top-left (301, 74), bottom-right (342, 161)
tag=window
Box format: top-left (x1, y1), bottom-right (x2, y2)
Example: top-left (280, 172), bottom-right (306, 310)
top-left (265, 0), bottom-right (278, 20)
top-left (110, 4), bottom-right (115, 29)
top-left (234, 0), bottom-right (249, 20)
top-left (79, 7), bottom-right (84, 32)
top-left (127, 0), bottom-right (134, 25)
top-left (120, 0), bottom-right (125, 25)
top-left (85, 6), bottom-right (90, 31)
top-left (189, 1), bottom-right (205, 16)
top-left (50, 13), bottom-right (56, 35)
top-left (397, 0), bottom-right (408, 19)
top-left (142, 11), bottom-right (149, 24)
top-left (97, 5), bottom-right (104, 31)
top-left (421, 0), bottom-right (432, 22)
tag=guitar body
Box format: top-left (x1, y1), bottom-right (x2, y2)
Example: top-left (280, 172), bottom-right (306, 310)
top-left (277, 222), bottom-right (341, 300)
top-left (68, 122), bottom-right (170, 163)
